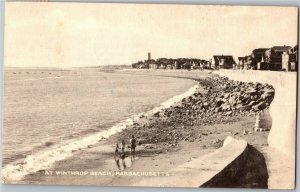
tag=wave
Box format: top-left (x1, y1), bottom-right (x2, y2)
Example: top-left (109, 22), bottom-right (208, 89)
top-left (1, 83), bottom-right (199, 182)
top-left (23, 76), bottom-right (62, 81)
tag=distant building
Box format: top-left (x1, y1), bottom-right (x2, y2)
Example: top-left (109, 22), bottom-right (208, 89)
top-left (265, 45), bottom-right (292, 71)
top-left (131, 63), bottom-right (138, 69)
top-left (211, 55), bottom-right (236, 69)
top-left (237, 57), bottom-right (247, 70)
top-left (148, 60), bottom-right (158, 69)
top-left (181, 62), bottom-right (189, 70)
top-left (289, 45), bottom-right (298, 71)
top-left (245, 56), bottom-right (253, 70)
top-left (251, 48), bottom-right (269, 70)
top-left (174, 61), bottom-right (179, 69)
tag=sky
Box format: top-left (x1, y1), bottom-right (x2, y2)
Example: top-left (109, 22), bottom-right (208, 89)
top-left (4, 2), bottom-right (298, 67)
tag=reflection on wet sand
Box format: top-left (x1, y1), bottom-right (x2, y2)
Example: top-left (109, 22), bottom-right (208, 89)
top-left (114, 135), bottom-right (138, 170)
top-left (114, 143), bottom-right (136, 170)
top-left (114, 154), bottom-right (134, 171)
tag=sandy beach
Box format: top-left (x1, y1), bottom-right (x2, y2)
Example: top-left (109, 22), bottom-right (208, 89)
top-left (11, 70), bottom-right (273, 187)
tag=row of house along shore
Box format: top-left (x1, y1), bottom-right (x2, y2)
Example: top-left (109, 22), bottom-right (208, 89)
top-left (237, 45), bottom-right (298, 71)
top-left (132, 45), bottom-right (298, 71)
top-left (131, 55), bottom-right (210, 70)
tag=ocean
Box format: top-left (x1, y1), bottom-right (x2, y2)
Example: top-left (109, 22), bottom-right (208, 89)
top-left (3, 69), bottom-right (197, 180)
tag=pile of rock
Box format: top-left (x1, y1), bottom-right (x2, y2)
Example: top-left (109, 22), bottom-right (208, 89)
top-left (160, 75), bottom-right (275, 126)
top-left (201, 75), bottom-right (274, 113)
top-left (122, 75), bottom-right (275, 148)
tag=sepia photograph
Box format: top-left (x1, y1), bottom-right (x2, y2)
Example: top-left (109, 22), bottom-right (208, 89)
top-left (2, 2), bottom-right (298, 189)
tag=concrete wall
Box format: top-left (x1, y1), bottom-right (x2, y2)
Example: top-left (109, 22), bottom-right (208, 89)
top-left (134, 136), bottom-right (269, 188)
top-left (213, 70), bottom-right (296, 158)
top-left (213, 70), bottom-right (296, 190)
top-left (201, 143), bottom-right (268, 188)
top-left (134, 136), bottom-right (250, 188)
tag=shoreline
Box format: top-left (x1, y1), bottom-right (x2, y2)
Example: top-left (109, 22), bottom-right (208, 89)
top-left (4, 70), bottom-right (274, 187)
top-left (2, 71), bottom-right (201, 183)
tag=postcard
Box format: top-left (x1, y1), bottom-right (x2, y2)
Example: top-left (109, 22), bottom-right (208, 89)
top-left (2, 2), bottom-right (297, 189)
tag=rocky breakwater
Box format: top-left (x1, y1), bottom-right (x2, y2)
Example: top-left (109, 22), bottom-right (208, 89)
top-left (120, 75), bottom-right (275, 150)
top-left (173, 75), bottom-right (275, 124)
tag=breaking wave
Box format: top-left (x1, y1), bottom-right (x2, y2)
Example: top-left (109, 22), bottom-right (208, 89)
top-left (2, 83), bottom-right (199, 182)
top-left (23, 76), bottom-right (62, 81)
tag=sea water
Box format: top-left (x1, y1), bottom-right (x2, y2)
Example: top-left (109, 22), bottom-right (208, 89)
top-left (3, 69), bottom-right (198, 181)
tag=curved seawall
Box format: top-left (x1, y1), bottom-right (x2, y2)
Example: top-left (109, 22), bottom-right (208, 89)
top-left (213, 69), bottom-right (296, 189)
top-left (213, 70), bottom-right (296, 157)
top-left (134, 136), bottom-right (268, 188)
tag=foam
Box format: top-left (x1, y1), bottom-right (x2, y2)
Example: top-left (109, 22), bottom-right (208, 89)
top-left (2, 83), bottom-right (199, 182)
top-left (23, 76), bottom-right (62, 81)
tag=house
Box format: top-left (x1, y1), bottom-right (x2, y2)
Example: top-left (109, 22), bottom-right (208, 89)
top-left (191, 61), bottom-right (198, 69)
top-left (131, 63), bottom-right (138, 69)
top-left (182, 61), bottom-right (192, 70)
top-left (252, 48), bottom-right (269, 62)
top-left (265, 45), bottom-right (292, 71)
top-left (138, 63), bottom-right (149, 69)
top-left (237, 57), bottom-right (247, 70)
top-left (131, 61), bottom-right (147, 69)
top-left (204, 61), bottom-right (211, 69)
top-left (147, 59), bottom-right (158, 69)
top-left (211, 55), bottom-right (236, 69)
top-left (251, 48), bottom-right (269, 70)
top-left (289, 45), bottom-right (298, 71)
top-left (245, 55), bottom-right (253, 70)
top-left (149, 63), bottom-right (158, 69)
top-left (174, 60), bottom-right (179, 69)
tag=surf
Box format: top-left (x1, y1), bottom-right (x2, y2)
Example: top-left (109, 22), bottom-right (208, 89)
top-left (2, 82), bottom-right (199, 182)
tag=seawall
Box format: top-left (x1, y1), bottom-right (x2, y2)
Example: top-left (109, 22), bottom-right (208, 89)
top-left (213, 70), bottom-right (296, 157)
top-left (213, 69), bottom-right (296, 189)
top-left (122, 69), bottom-right (296, 157)
top-left (134, 136), bottom-right (268, 188)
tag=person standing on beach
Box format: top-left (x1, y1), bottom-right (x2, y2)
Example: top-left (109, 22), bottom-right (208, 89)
top-left (119, 139), bottom-right (127, 169)
top-left (130, 135), bottom-right (137, 159)
top-left (120, 140), bottom-right (125, 153)
top-left (114, 144), bottom-right (121, 170)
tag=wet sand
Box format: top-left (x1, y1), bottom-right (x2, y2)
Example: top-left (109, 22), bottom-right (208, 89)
top-left (20, 71), bottom-right (272, 187)
top-left (22, 114), bottom-right (270, 186)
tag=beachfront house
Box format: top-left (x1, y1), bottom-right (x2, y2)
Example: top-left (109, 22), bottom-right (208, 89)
top-left (251, 48), bottom-right (269, 70)
top-left (289, 45), bottom-right (298, 71)
top-left (148, 59), bottom-right (158, 69)
top-left (131, 63), bottom-right (138, 69)
top-left (237, 57), bottom-right (246, 70)
top-left (265, 45), bottom-right (293, 71)
top-left (211, 55), bottom-right (236, 69)
top-left (205, 61), bottom-right (211, 69)
top-left (245, 55), bottom-right (253, 70)
top-left (182, 61), bottom-right (193, 70)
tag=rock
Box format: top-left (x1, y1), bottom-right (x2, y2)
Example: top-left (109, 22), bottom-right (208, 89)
top-left (225, 111), bottom-right (233, 115)
top-left (221, 103), bottom-right (231, 111)
top-left (215, 99), bottom-right (224, 107)
top-left (203, 102), bottom-right (209, 108)
top-left (243, 130), bottom-right (248, 135)
top-left (246, 88), bottom-right (257, 94)
top-left (153, 112), bottom-right (160, 117)
top-left (252, 101), bottom-right (267, 111)
top-left (223, 93), bottom-right (230, 99)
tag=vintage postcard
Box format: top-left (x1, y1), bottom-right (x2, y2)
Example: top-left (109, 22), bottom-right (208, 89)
top-left (2, 2), bottom-right (298, 189)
